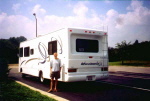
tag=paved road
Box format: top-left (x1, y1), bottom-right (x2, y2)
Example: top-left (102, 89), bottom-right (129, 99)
top-left (103, 71), bottom-right (150, 90)
top-left (9, 67), bottom-right (150, 101)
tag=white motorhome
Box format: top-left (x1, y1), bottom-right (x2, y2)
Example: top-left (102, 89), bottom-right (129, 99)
top-left (19, 27), bottom-right (109, 82)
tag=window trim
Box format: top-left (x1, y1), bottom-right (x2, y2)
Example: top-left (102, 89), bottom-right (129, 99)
top-left (76, 38), bottom-right (99, 53)
top-left (48, 41), bottom-right (57, 55)
top-left (19, 47), bottom-right (23, 57)
top-left (24, 47), bottom-right (30, 57)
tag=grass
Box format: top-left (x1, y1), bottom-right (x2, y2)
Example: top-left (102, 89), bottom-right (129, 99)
top-left (109, 60), bottom-right (150, 67)
top-left (109, 61), bottom-right (122, 66)
top-left (0, 79), bottom-right (56, 101)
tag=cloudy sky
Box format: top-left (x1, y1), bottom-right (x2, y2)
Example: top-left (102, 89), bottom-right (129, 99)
top-left (0, 0), bottom-right (150, 47)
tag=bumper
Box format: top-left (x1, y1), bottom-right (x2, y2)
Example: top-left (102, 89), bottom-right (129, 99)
top-left (64, 73), bottom-right (109, 82)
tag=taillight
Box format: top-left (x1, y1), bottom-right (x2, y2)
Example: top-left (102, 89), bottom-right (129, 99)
top-left (89, 56), bottom-right (93, 58)
top-left (84, 30), bottom-right (96, 34)
top-left (68, 69), bottom-right (77, 72)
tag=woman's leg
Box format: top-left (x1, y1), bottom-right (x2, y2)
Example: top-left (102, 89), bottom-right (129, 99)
top-left (47, 78), bottom-right (54, 92)
top-left (54, 79), bottom-right (58, 92)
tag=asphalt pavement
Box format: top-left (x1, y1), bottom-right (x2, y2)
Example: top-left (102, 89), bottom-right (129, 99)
top-left (8, 66), bottom-right (150, 101)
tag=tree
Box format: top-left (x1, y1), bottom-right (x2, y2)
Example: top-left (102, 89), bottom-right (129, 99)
top-left (0, 58), bottom-right (10, 81)
top-left (9, 36), bottom-right (27, 48)
top-left (16, 36), bottom-right (27, 43)
top-left (108, 47), bottom-right (119, 62)
top-left (0, 36), bottom-right (27, 63)
top-left (115, 40), bottom-right (131, 64)
top-left (134, 40), bottom-right (139, 45)
top-left (108, 40), bottom-right (150, 64)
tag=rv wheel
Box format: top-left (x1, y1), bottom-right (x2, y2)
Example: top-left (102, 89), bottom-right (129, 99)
top-left (39, 72), bottom-right (44, 82)
top-left (22, 73), bottom-right (26, 78)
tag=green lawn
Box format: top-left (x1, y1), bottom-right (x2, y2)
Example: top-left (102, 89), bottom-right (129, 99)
top-left (109, 61), bottom-right (122, 66)
top-left (0, 79), bottom-right (56, 101)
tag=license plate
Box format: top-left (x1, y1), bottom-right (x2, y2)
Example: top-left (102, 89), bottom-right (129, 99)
top-left (87, 75), bottom-right (95, 81)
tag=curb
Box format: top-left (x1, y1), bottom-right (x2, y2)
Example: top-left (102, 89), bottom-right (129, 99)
top-left (15, 80), bottom-right (69, 101)
top-left (109, 66), bottom-right (150, 74)
top-left (109, 65), bottom-right (150, 68)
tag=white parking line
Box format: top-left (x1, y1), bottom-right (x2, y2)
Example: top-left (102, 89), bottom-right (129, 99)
top-left (110, 74), bottom-right (150, 79)
top-left (97, 81), bottom-right (150, 92)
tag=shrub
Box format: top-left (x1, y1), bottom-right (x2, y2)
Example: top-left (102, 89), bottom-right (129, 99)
top-left (0, 58), bottom-right (10, 81)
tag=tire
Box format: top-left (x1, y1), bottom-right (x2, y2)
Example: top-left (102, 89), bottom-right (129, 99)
top-left (39, 72), bottom-right (44, 83)
top-left (22, 73), bottom-right (26, 78)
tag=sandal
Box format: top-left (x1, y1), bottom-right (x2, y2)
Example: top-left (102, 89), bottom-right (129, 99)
top-left (47, 89), bottom-right (53, 93)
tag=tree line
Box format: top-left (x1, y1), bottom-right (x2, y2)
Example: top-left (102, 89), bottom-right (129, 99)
top-left (0, 36), bottom-right (27, 63)
top-left (0, 36), bottom-right (150, 64)
top-left (109, 40), bottom-right (150, 64)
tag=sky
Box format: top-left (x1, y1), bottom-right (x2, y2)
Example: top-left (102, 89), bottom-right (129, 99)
top-left (0, 0), bottom-right (150, 47)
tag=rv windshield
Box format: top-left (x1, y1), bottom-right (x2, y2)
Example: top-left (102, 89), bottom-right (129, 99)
top-left (76, 39), bottom-right (99, 53)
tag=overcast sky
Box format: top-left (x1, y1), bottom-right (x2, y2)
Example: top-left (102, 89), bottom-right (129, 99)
top-left (0, 0), bottom-right (150, 47)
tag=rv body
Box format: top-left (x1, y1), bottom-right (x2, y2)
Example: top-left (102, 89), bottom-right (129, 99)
top-left (19, 28), bottom-right (109, 82)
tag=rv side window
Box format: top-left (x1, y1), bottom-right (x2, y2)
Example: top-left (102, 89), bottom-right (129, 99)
top-left (76, 39), bottom-right (99, 53)
top-left (30, 49), bottom-right (34, 55)
top-left (19, 48), bottom-right (23, 57)
top-left (48, 41), bottom-right (57, 55)
top-left (24, 47), bottom-right (30, 57)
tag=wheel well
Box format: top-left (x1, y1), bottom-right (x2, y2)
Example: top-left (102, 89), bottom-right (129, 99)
top-left (39, 71), bottom-right (43, 77)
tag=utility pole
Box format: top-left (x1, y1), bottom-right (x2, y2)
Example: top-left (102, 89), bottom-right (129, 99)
top-left (33, 13), bottom-right (37, 37)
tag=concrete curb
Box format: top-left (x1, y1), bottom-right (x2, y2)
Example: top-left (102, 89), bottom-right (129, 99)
top-left (15, 80), bottom-right (69, 101)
